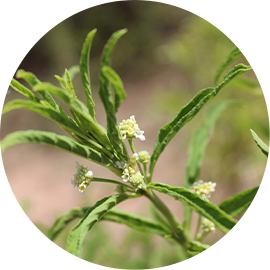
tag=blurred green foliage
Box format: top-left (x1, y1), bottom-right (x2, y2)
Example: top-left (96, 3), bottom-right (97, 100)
top-left (151, 14), bottom-right (268, 195)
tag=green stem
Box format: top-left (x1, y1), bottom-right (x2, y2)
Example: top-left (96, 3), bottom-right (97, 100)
top-left (92, 177), bottom-right (134, 190)
top-left (143, 163), bottom-right (147, 178)
top-left (195, 215), bottom-right (202, 240)
top-left (183, 206), bottom-right (193, 238)
top-left (197, 231), bottom-right (209, 242)
top-left (144, 189), bottom-right (189, 248)
top-left (128, 139), bottom-right (144, 176)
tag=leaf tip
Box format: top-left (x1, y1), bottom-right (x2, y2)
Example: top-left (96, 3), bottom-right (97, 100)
top-left (16, 69), bottom-right (25, 79)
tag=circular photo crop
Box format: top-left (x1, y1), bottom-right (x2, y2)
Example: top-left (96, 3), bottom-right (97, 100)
top-left (1, 1), bottom-right (268, 269)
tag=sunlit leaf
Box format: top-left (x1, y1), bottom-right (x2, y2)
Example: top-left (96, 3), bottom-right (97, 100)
top-left (250, 129), bottom-right (268, 157)
top-left (148, 183), bottom-right (237, 233)
top-left (80, 29), bottom-right (97, 118)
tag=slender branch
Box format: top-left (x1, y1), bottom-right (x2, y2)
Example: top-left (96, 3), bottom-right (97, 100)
top-left (143, 163), bottom-right (147, 178)
top-left (144, 189), bottom-right (189, 248)
top-left (92, 177), bottom-right (134, 190)
top-left (195, 215), bottom-right (202, 240)
top-left (197, 231), bottom-right (209, 242)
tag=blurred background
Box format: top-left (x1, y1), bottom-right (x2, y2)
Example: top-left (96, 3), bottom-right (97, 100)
top-left (0, 1), bottom-right (269, 269)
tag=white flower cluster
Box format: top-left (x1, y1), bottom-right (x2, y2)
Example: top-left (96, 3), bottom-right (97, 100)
top-left (201, 218), bottom-right (216, 233)
top-left (116, 153), bottom-right (144, 191)
top-left (119, 115), bottom-right (145, 141)
top-left (71, 162), bottom-right (94, 194)
top-left (190, 180), bottom-right (216, 201)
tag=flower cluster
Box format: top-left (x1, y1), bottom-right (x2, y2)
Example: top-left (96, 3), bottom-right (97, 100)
top-left (201, 218), bottom-right (216, 233)
top-left (190, 180), bottom-right (216, 201)
top-left (116, 154), bottom-right (144, 191)
top-left (71, 162), bottom-right (94, 194)
top-left (119, 115), bottom-right (145, 141)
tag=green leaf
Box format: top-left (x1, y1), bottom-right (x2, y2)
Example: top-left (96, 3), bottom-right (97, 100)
top-left (65, 69), bottom-right (76, 98)
top-left (48, 206), bottom-right (170, 242)
top-left (33, 83), bottom-right (114, 151)
top-left (103, 207), bottom-right (171, 237)
top-left (1, 130), bottom-right (120, 174)
top-left (185, 100), bottom-right (234, 188)
top-left (55, 75), bottom-right (68, 89)
top-left (99, 29), bottom-right (129, 160)
top-left (80, 29), bottom-right (97, 118)
top-left (48, 208), bottom-right (86, 241)
top-left (150, 64), bottom-right (252, 176)
top-left (148, 183), bottom-right (237, 233)
top-left (215, 47), bottom-right (242, 85)
top-left (10, 79), bottom-right (40, 102)
top-left (219, 187), bottom-right (259, 217)
top-left (66, 194), bottom-right (131, 256)
top-left (250, 129), bottom-right (269, 157)
top-left (3, 95), bottom-right (105, 152)
top-left (64, 65), bottom-right (80, 81)
top-left (101, 66), bottom-right (127, 113)
top-left (2, 99), bottom-right (84, 138)
top-left (16, 69), bottom-right (58, 110)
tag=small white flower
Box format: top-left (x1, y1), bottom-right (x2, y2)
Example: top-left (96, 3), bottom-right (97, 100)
top-left (116, 161), bottom-right (126, 169)
top-left (121, 173), bottom-right (130, 182)
top-left (130, 115), bottom-right (136, 122)
top-left (79, 183), bottom-right (87, 194)
top-left (85, 170), bottom-right (94, 179)
top-left (130, 153), bottom-right (139, 163)
top-left (134, 133), bottom-right (145, 141)
top-left (127, 127), bottom-right (135, 136)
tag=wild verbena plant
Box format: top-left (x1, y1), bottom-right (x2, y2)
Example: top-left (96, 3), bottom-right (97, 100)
top-left (1, 28), bottom-right (267, 261)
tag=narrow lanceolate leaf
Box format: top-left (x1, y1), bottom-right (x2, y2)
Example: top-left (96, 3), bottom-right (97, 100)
top-left (185, 100), bottom-right (233, 188)
top-left (48, 208), bottom-right (87, 241)
top-left (80, 29), bottom-right (97, 118)
top-left (215, 47), bottom-right (242, 85)
top-left (65, 69), bottom-right (76, 98)
top-left (219, 187), bottom-right (259, 217)
top-left (48, 206), bottom-right (170, 242)
top-left (16, 69), bottom-right (58, 110)
top-left (101, 66), bottom-right (127, 113)
top-left (10, 79), bottom-right (40, 102)
top-left (33, 83), bottom-right (114, 151)
top-left (0, 130), bottom-right (120, 175)
top-left (55, 75), bottom-right (68, 89)
top-left (2, 99), bottom-right (84, 138)
top-left (64, 65), bottom-right (80, 82)
top-left (150, 64), bottom-right (252, 176)
top-left (99, 29), bottom-right (129, 161)
top-left (148, 183), bottom-right (237, 233)
top-left (250, 129), bottom-right (269, 157)
top-left (103, 207), bottom-right (171, 237)
top-left (66, 194), bottom-right (131, 256)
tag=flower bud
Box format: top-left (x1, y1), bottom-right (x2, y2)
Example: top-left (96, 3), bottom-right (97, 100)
top-left (201, 218), bottom-right (216, 232)
top-left (138, 151), bottom-right (150, 164)
top-left (129, 171), bottom-right (144, 191)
